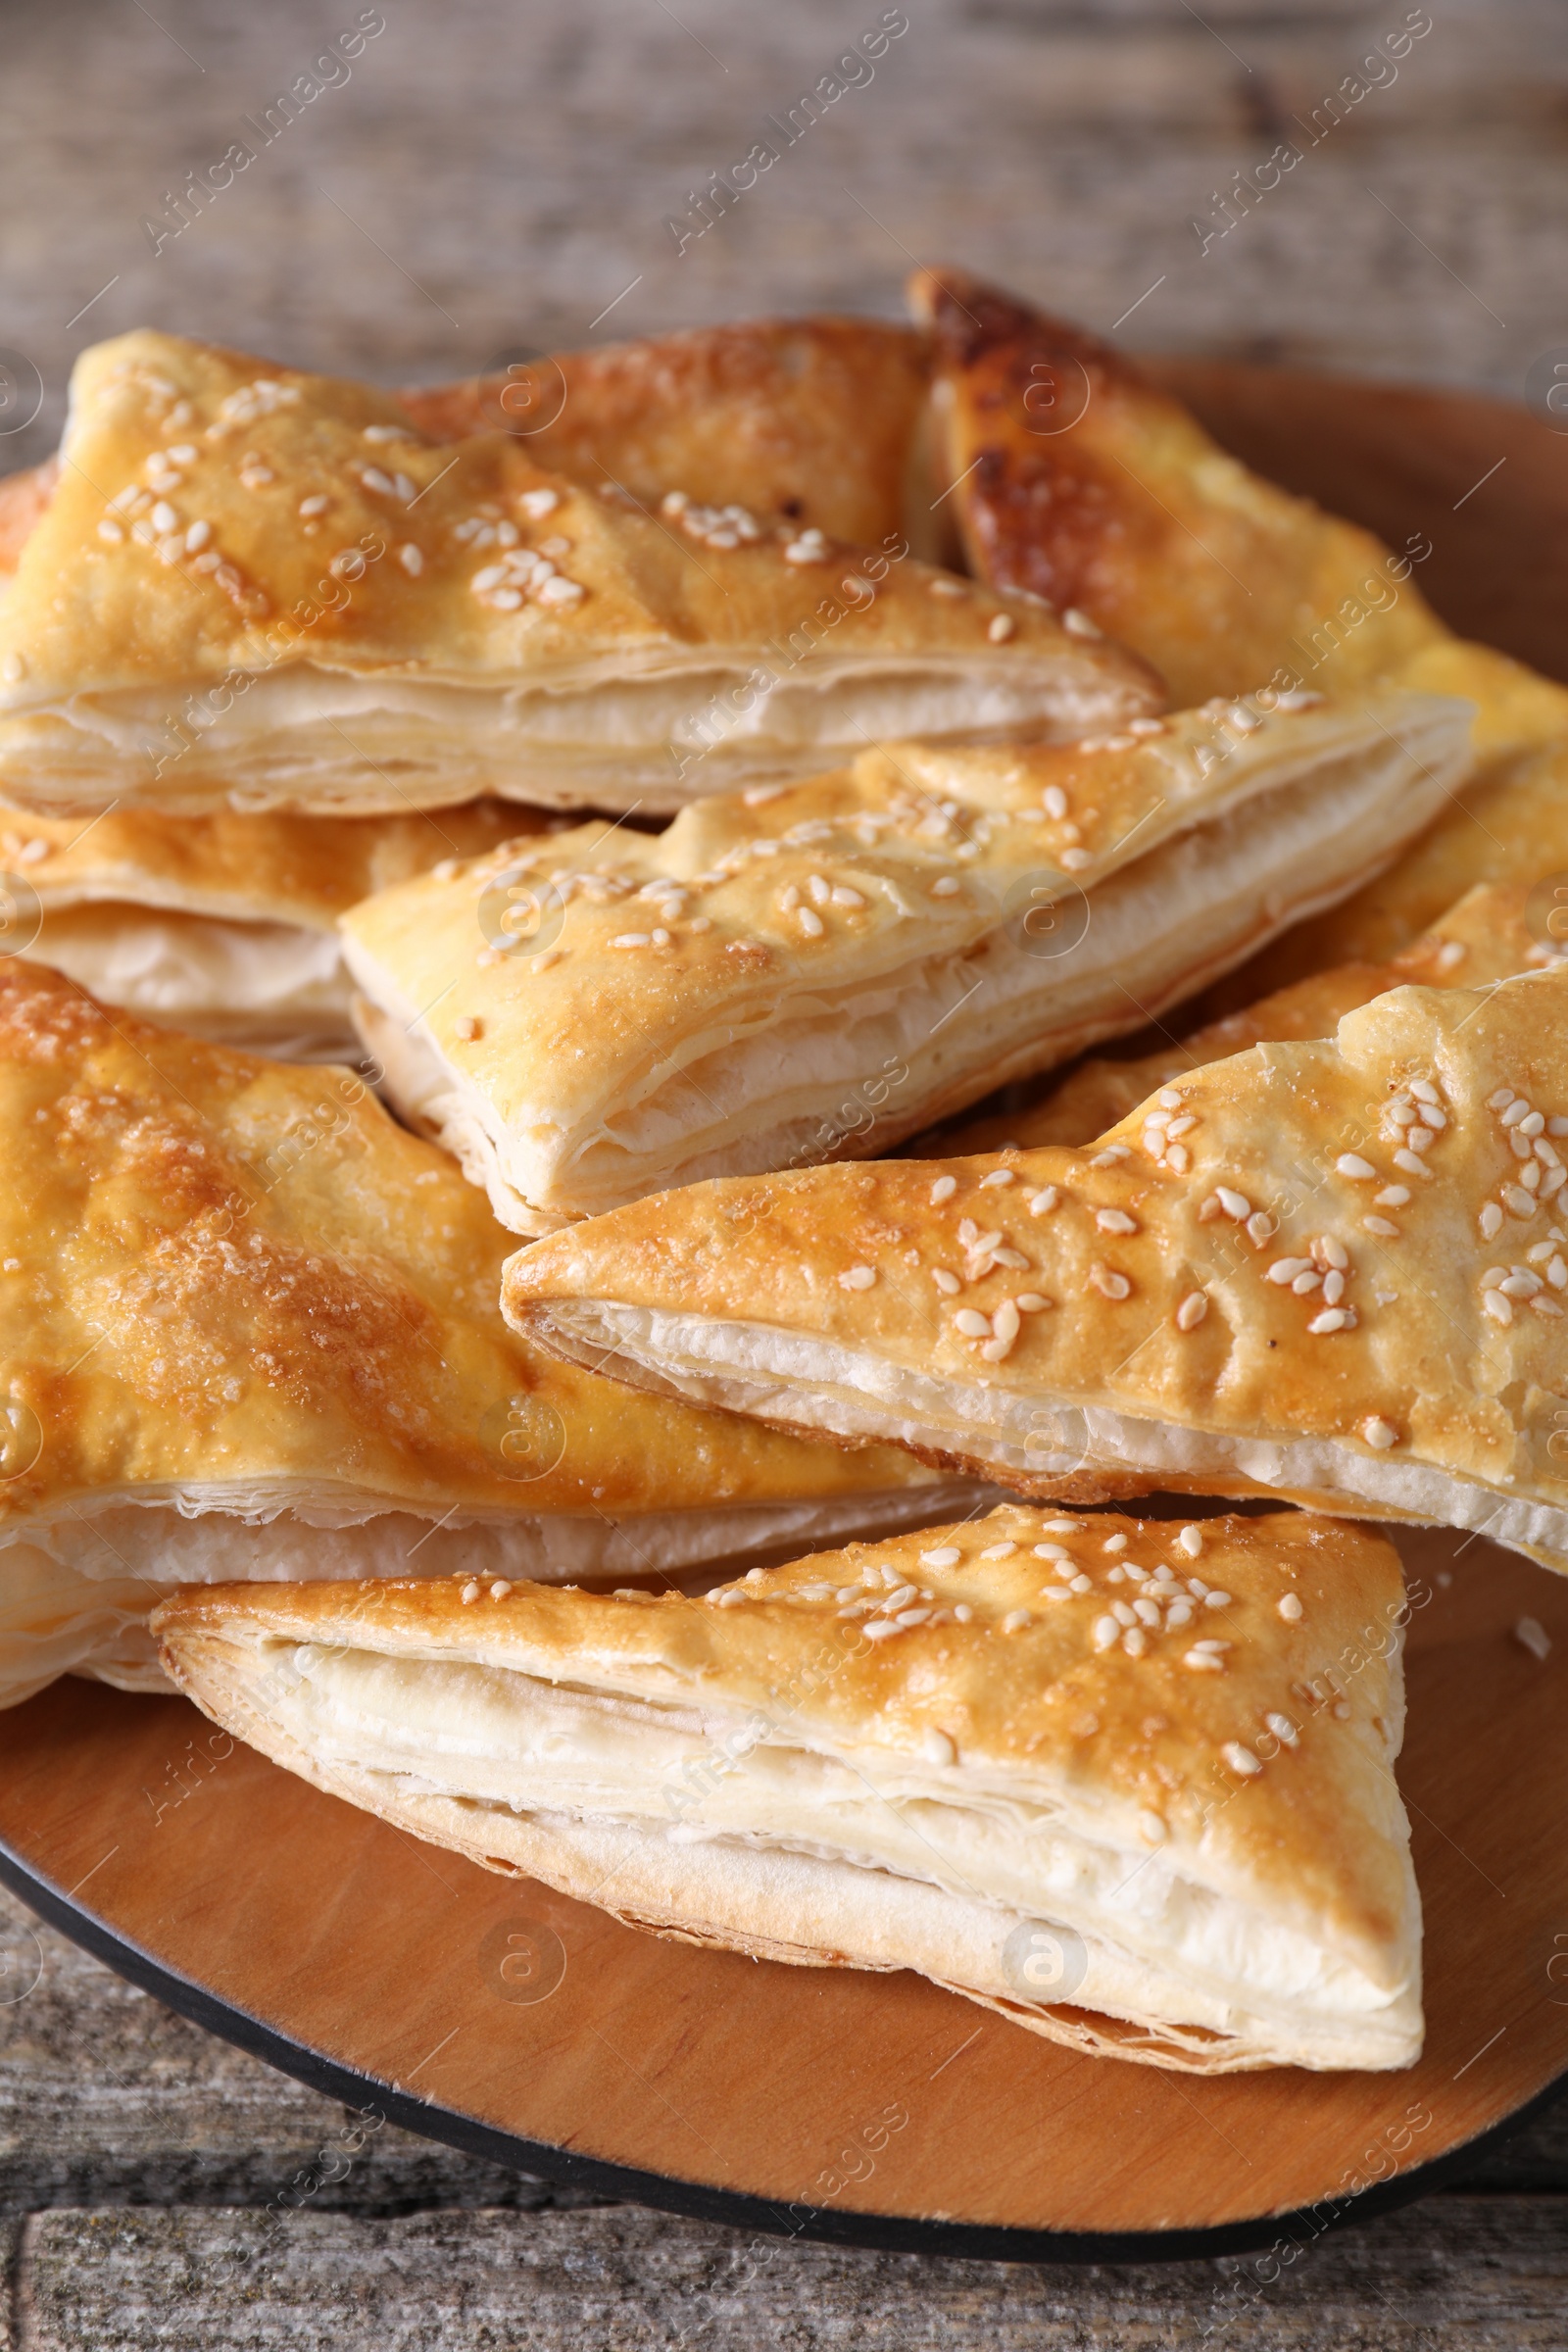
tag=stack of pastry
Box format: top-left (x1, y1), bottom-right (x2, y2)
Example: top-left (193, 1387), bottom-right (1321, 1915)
top-left (4, 270), bottom-right (1565, 2076)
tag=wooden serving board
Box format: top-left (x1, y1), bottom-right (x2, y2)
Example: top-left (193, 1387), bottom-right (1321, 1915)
top-left (0, 1526), bottom-right (1564, 2260)
top-left (3, 366), bottom-right (1568, 2260)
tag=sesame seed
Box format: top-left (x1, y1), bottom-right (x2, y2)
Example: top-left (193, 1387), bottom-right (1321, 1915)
top-left (1092, 1614), bottom-right (1120, 1651)
top-left (1096, 1207), bottom-right (1138, 1235)
top-left (612, 932), bottom-right (651, 949)
top-left (988, 612), bottom-right (1015, 643)
top-left (1515, 1616), bottom-right (1552, 1661)
top-left (1062, 607), bottom-right (1101, 637)
top-left (1203, 1590), bottom-right (1232, 1609)
top-left (1088, 1265), bottom-right (1132, 1299)
top-left (1157, 1088), bottom-right (1183, 1109)
top-left (1504, 1186), bottom-right (1538, 1218)
top-left (1015, 1292), bottom-right (1050, 1312)
top-left (1502, 1099), bottom-right (1533, 1127)
top-left (453, 1015), bottom-right (481, 1042)
top-left (980, 1168), bottom-right (1015, 1188)
top-left (1222, 1742), bottom-right (1262, 1778)
top-left (1102, 1534), bottom-right (1129, 1553)
top-left (1001, 1609), bottom-right (1032, 1633)
top-left (1274, 1592), bottom-right (1304, 1627)
top-left (840, 1264), bottom-right (877, 1291)
top-left (1139, 1810), bottom-right (1167, 1845)
top-left (1060, 848), bottom-right (1092, 870)
top-left (922, 1728), bottom-right (957, 1766)
top-left (863, 1620), bottom-right (901, 1642)
top-left (1481, 1203), bottom-right (1504, 1239)
top-left (1394, 1149), bottom-right (1431, 1178)
top-left (955, 1308), bottom-right (991, 1338)
top-left (1337, 1154), bottom-right (1377, 1180)
top-left (1184, 1648), bottom-right (1224, 1672)
top-left (399, 542), bottom-right (424, 575)
top-left (1321, 1269), bottom-right (1346, 1306)
top-left (980, 1541), bottom-right (1017, 1560)
top-left (1363, 1216), bottom-right (1400, 1238)
top-left (930, 875), bottom-right (961, 897)
top-left (1029, 1187), bottom-right (1060, 1215)
top-left (1483, 1290), bottom-right (1514, 1325)
top-left (1043, 785), bottom-right (1069, 819)
top-left (1175, 1291), bottom-right (1208, 1331)
top-left (1362, 1416), bottom-right (1399, 1449)
top-left (932, 1267), bottom-right (960, 1295)
top-left (490, 1580), bottom-right (513, 1600)
top-left (461, 1580), bottom-right (480, 1604)
top-left (930, 1175), bottom-right (957, 1204)
top-left (798, 907), bottom-right (824, 938)
top-left (1176, 1526), bottom-right (1203, 1559)
top-left (1376, 1185), bottom-right (1411, 1207)
top-left (97, 517), bottom-right (123, 543)
top-left (953, 1603), bottom-right (973, 1623)
top-left (1267, 1257), bottom-right (1312, 1284)
top-left (1307, 1308), bottom-right (1349, 1333)
top-left (1122, 1627), bottom-right (1148, 1657)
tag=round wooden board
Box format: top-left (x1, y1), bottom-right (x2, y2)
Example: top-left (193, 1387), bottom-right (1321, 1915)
top-left (4, 363), bottom-right (1568, 2260)
top-left (1, 1527), bottom-right (1565, 2260)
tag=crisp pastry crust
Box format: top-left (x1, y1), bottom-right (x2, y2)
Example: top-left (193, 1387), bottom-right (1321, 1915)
top-left (943, 879), bottom-right (1562, 1155)
top-left (342, 692), bottom-right (1473, 1231)
top-left (400, 317), bottom-right (939, 555)
top-left (1232, 735), bottom-right (1568, 997)
top-left (0, 957), bottom-right (969, 1704)
top-left (505, 964), bottom-right (1568, 1574)
top-left (0, 460), bottom-right (55, 588)
top-left (0, 330), bottom-right (1159, 815)
top-left (0, 794), bottom-right (537, 1057)
top-left (152, 1504), bottom-right (1422, 2073)
top-left (909, 267), bottom-right (1568, 762)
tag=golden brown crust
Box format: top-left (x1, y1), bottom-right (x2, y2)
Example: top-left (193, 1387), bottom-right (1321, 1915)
top-left (0, 797), bottom-right (541, 928)
top-left (400, 317), bottom-right (934, 550)
top-left (0, 956), bottom-right (930, 1535)
top-left (0, 461), bottom-right (54, 581)
top-left (153, 1501), bottom-right (1410, 1988)
top-left (943, 879), bottom-right (1556, 1155)
top-left (342, 693), bottom-right (1472, 1229)
top-left (910, 268), bottom-right (1568, 762)
top-left (1232, 733), bottom-right (1568, 996)
top-left (504, 964), bottom-right (1568, 1562)
top-left (0, 330), bottom-right (1154, 814)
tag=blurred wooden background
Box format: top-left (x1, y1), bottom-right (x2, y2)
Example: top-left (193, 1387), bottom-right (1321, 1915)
top-left (4, 1), bottom-right (1568, 2343)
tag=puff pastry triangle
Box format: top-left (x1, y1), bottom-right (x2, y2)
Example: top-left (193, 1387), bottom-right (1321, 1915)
top-left (0, 330), bottom-right (1158, 815)
top-left (505, 963), bottom-right (1568, 1574)
top-left (344, 690), bottom-right (1472, 1230)
top-left (152, 1502), bottom-right (1422, 2073)
top-left (909, 266), bottom-right (1568, 761)
top-left (0, 958), bottom-right (973, 1707)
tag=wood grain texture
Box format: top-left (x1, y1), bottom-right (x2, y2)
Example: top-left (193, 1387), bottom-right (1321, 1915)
top-left (0, 0), bottom-right (1565, 480)
top-left (12, 2198), bottom-right (1568, 2352)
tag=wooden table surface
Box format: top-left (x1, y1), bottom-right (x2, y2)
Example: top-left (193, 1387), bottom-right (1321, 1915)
top-left (4, 0), bottom-right (1568, 2339)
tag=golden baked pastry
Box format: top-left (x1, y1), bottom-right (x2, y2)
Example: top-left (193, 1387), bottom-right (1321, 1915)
top-left (910, 266), bottom-right (1568, 759)
top-left (343, 692), bottom-right (1472, 1231)
top-left (0, 796), bottom-right (538, 1057)
top-left (401, 315), bottom-right (938, 553)
top-left (153, 1503), bottom-right (1422, 2073)
top-left (944, 877), bottom-right (1562, 1155)
top-left (504, 963), bottom-right (1568, 1574)
top-left (0, 331), bottom-right (1159, 816)
top-left (0, 958), bottom-right (975, 1707)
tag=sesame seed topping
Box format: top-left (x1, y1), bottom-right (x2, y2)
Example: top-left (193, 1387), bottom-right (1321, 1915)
top-left (988, 612), bottom-right (1015, 643)
top-left (980, 1541), bottom-right (1017, 1560)
top-left (922, 1728), bottom-right (957, 1766)
top-left (460, 1580), bottom-right (480, 1604)
top-left (1028, 1187), bottom-right (1059, 1215)
top-left (1337, 1154), bottom-right (1377, 1180)
top-left (1088, 1264), bottom-right (1132, 1300)
top-left (929, 875), bottom-right (961, 897)
top-left (840, 1264), bottom-right (877, 1291)
top-left (1092, 1614), bottom-right (1120, 1651)
top-left (1222, 1742), bottom-right (1262, 1778)
top-left (1277, 1592), bottom-right (1303, 1622)
top-left (1062, 607), bottom-right (1101, 637)
top-left (1176, 1526), bottom-right (1203, 1559)
top-left (1001, 1609), bottom-right (1032, 1633)
top-left (1139, 1810), bottom-right (1167, 1845)
top-left (932, 1267), bottom-right (960, 1295)
top-left (1307, 1307), bottom-right (1350, 1334)
top-left (1362, 1416), bottom-right (1399, 1449)
top-left (1175, 1291), bottom-right (1208, 1331)
top-left (1096, 1207), bottom-right (1138, 1235)
top-left (1184, 1648), bottom-right (1224, 1672)
top-left (1515, 1616), bottom-right (1552, 1661)
top-left (980, 1168), bottom-right (1015, 1188)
